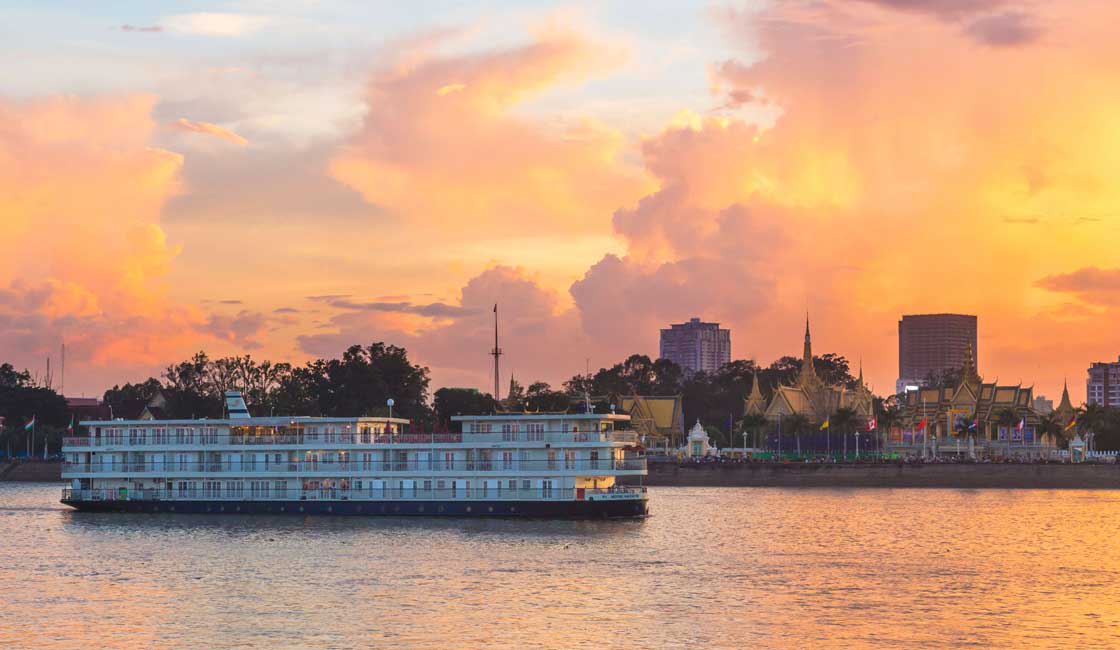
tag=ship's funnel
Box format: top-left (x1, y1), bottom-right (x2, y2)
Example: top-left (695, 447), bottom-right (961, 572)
top-left (225, 391), bottom-right (251, 419)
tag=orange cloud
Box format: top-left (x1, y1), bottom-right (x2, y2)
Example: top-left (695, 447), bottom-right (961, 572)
top-left (170, 118), bottom-right (248, 145)
top-left (0, 94), bottom-right (271, 389)
top-left (329, 27), bottom-right (650, 241)
top-left (301, 4), bottom-right (1120, 400)
top-left (651, 0), bottom-right (1120, 399)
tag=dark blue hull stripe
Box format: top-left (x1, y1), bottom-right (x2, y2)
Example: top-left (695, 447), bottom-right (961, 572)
top-left (61, 498), bottom-right (649, 518)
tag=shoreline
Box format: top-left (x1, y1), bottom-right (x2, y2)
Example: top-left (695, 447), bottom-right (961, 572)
top-left (0, 461), bottom-right (62, 482)
top-left (8, 460), bottom-right (1120, 489)
top-left (643, 461), bottom-right (1120, 489)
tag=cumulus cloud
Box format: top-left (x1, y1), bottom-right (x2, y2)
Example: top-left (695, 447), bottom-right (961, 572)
top-left (0, 94), bottom-right (285, 392)
top-left (329, 27), bottom-right (650, 240)
top-left (300, 2), bottom-right (1120, 398)
top-left (673, 0), bottom-right (1120, 397)
top-left (170, 118), bottom-right (248, 145)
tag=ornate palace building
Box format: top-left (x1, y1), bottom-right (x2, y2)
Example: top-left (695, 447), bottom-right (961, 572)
top-left (745, 319), bottom-right (874, 424)
top-left (890, 345), bottom-right (1060, 458)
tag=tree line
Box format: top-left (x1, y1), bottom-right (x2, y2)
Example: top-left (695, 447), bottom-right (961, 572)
top-left (6, 343), bottom-right (1120, 454)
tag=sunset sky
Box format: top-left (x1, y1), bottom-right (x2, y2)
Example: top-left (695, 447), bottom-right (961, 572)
top-left (3, 0), bottom-right (1119, 402)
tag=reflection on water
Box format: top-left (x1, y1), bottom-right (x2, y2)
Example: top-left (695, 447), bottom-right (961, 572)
top-left (2, 483), bottom-right (1119, 649)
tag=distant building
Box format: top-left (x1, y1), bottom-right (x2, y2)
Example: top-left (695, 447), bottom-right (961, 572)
top-left (65, 397), bottom-right (111, 422)
top-left (897, 314), bottom-right (978, 393)
top-left (619, 395), bottom-right (684, 449)
top-left (1033, 395), bottom-right (1054, 415)
top-left (1087, 357), bottom-right (1120, 407)
top-left (659, 317), bottom-right (730, 375)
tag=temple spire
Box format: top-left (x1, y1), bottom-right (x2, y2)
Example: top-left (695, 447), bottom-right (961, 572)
top-left (799, 314), bottom-right (818, 386)
top-left (745, 366), bottom-right (767, 415)
top-left (962, 341), bottom-right (978, 382)
top-left (1058, 377), bottom-right (1073, 411)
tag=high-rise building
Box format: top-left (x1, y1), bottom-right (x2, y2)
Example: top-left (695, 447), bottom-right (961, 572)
top-left (897, 314), bottom-right (978, 394)
top-left (659, 317), bottom-right (731, 375)
top-left (1087, 357), bottom-right (1120, 407)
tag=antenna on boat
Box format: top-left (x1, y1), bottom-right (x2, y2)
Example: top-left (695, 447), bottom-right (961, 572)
top-left (491, 303), bottom-right (502, 401)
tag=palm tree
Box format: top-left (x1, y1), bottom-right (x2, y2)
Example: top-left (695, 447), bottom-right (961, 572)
top-left (741, 413), bottom-right (768, 449)
top-left (952, 409), bottom-right (977, 459)
top-left (832, 407), bottom-right (859, 460)
top-left (876, 402), bottom-right (900, 455)
top-left (1037, 412), bottom-right (1065, 450)
top-left (785, 413), bottom-right (810, 458)
top-left (995, 407), bottom-right (1019, 458)
top-left (1079, 403), bottom-right (1107, 452)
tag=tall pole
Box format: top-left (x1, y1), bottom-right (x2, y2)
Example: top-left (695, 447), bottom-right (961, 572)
top-left (491, 304), bottom-right (502, 401)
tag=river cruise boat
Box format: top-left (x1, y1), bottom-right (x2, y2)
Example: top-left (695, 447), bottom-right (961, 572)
top-left (61, 392), bottom-right (648, 518)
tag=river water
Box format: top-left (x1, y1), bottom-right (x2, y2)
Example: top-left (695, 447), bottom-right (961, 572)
top-left (1, 483), bottom-right (1118, 649)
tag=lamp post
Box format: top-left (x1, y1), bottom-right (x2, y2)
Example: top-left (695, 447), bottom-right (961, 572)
top-left (387, 398), bottom-right (395, 445)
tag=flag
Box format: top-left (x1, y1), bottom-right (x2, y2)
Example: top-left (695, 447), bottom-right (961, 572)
top-left (493, 303), bottom-right (497, 313)
top-left (820, 418), bottom-right (830, 430)
top-left (24, 416), bottom-right (35, 431)
top-left (867, 417), bottom-right (877, 431)
top-left (67, 415), bottom-right (74, 433)
top-left (916, 417), bottom-right (927, 431)
top-left (1016, 418), bottom-right (1025, 432)
top-left (969, 418), bottom-right (978, 432)
top-left (1064, 416), bottom-right (1077, 431)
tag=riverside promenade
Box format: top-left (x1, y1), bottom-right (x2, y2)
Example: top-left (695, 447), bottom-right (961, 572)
top-left (645, 460), bottom-right (1120, 489)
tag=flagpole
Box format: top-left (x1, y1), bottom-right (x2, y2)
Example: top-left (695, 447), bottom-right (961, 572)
top-left (777, 414), bottom-right (782, 459)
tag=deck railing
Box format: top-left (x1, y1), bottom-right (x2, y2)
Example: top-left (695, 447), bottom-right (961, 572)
top-left (61, 457), bottom-right (648, 475)
top-left (63, 430), bottom-right (638, 449)
top-left (61, 485), bottom-right (647, 503)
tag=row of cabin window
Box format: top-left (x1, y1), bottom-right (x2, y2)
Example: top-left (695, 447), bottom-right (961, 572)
top-left (162, 479), bottom-right (557, 498)
top-left (81, 449), bottom-right (600, 470)
top-left (468, 422), bottom-right (611, 434)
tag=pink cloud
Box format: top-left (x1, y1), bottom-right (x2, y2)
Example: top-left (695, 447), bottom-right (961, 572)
top-left (1037, 268), bottom-right (1120, 305)
top-left (965, 11), bottom-right (1042, 47)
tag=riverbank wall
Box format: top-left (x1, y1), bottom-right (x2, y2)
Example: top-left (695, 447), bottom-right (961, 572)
top-left (644, 461), bottom-right (1120, 489)
top-left (0, 461), bottom-right (62, 482)
top-left (6, 460), bottom-right (1120, 489)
